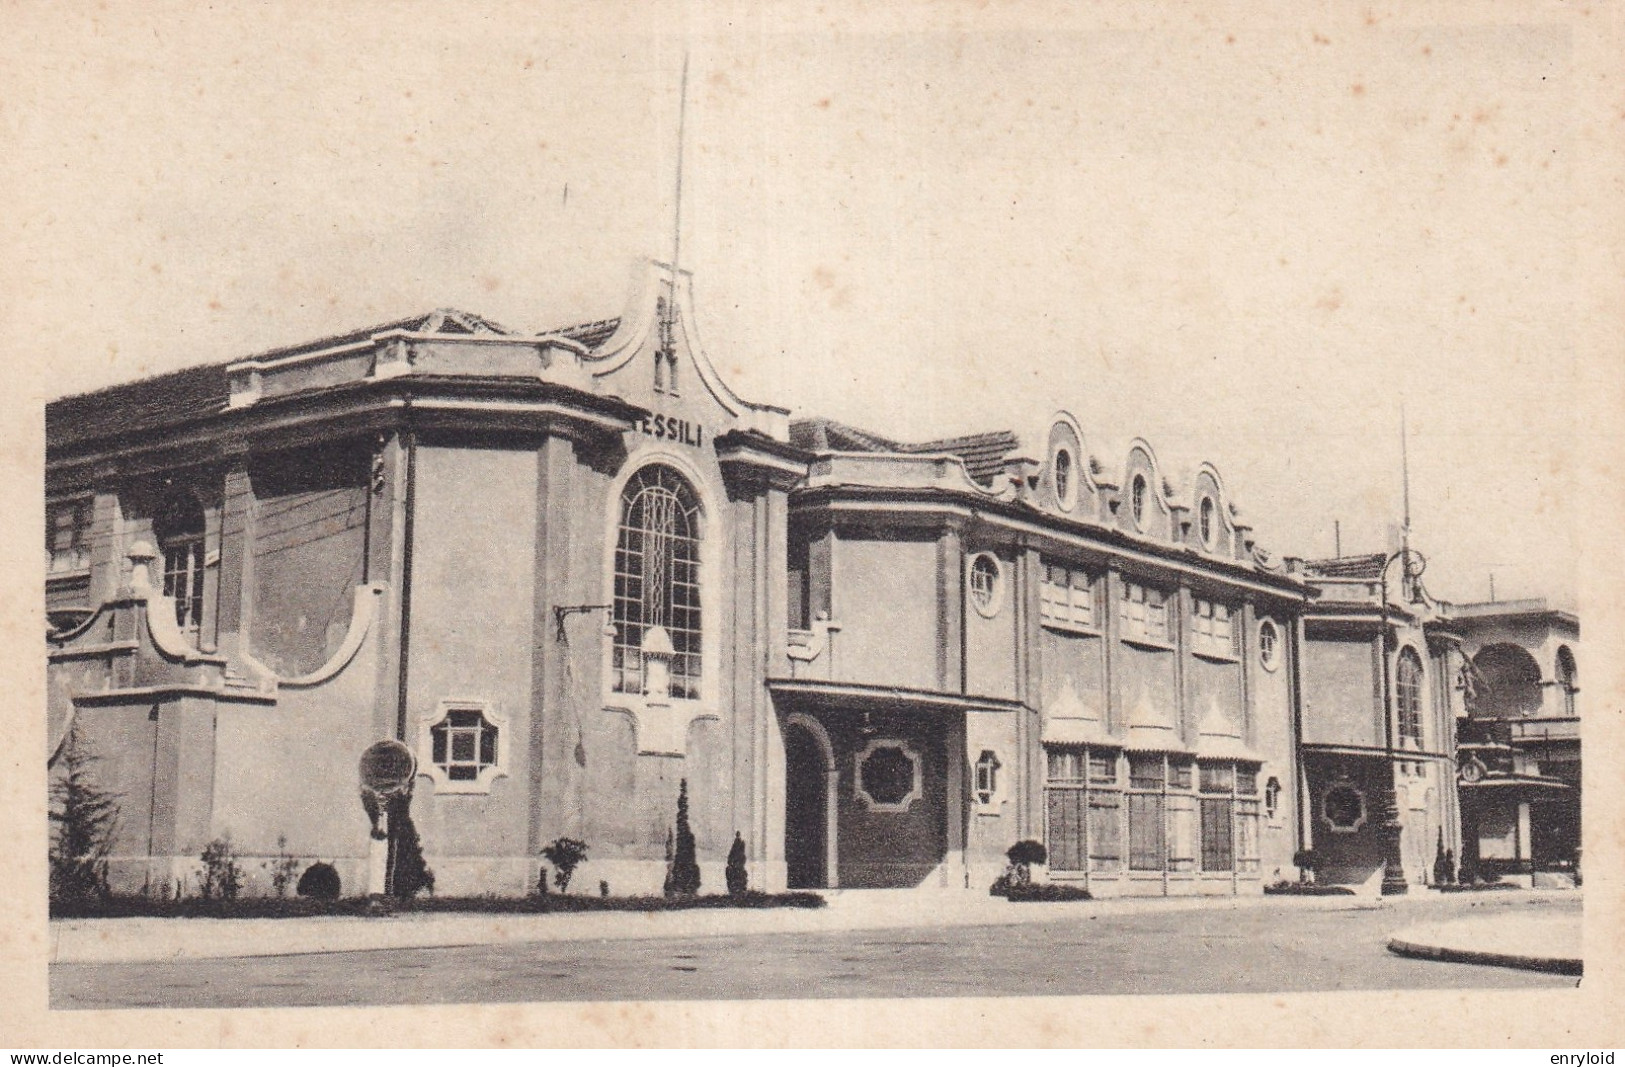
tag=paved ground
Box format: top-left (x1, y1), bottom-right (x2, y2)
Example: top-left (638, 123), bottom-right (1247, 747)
top-left (50, 892), bottom-right (1579, 1009)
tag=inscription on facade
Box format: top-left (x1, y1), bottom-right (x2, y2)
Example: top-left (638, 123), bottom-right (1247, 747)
top-left (637, 414), bottom-right (705, 448)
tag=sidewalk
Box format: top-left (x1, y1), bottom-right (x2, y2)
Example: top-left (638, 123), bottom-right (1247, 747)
top-left (1387, 909), bottom-right (1583, 975)
top-left (51, 887), bottom-right (1388, 965)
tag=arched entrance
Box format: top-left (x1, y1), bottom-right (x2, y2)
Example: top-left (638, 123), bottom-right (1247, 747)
top-left (784, 713), bottom-right (837, 889)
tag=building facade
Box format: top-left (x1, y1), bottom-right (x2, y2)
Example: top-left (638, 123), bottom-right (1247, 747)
top-left (45, 263), bottom-right (1579, 899)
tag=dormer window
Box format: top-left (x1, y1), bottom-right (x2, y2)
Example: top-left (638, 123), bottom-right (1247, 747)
top-left (1130, 474), bottom-right (1148, 529)
top-left (1053, 447), bottom-right (1076, 510)
top-left (1199, 496), bottom-right (1217, 549)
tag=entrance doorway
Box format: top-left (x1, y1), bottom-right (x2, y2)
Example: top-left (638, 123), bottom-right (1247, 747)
top-left (784, 714), bottom-right (836, 889)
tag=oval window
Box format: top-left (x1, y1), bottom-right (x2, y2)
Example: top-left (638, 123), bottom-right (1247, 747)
top-left (1054, 448), bottom-right (1076, 510)
top-left (968, 552), bottom-right (1003, 618)
top-left (1259, 619), bottom-right (1281, 671)
top-left (1130, 474), bottom-right (1148, 529)
top-left (1199, 496), bottom-right (1217, 549)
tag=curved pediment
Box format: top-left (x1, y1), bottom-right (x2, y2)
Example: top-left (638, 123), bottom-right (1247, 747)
top-left (578, 260), bottom-right (789, 441)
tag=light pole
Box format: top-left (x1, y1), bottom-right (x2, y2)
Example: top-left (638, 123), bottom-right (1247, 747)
top-left (1377, 547), bottom-right (1426, 895)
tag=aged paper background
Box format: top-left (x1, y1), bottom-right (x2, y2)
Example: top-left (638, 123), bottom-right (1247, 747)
top-left (2, 0), bottom-right (1622, 1047)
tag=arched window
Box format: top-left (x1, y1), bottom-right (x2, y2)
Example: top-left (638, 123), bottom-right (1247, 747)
top-left (612, 465), bottom-right (703, 699)
top-left (1555, 646), bottom-right (1577, 717)
top-left (1396, 647), bottom-right (1424, 747)
top-left (155, 492), bottom-right (206, 639)
top-left (1471, 644), bottom-right (1544, 718)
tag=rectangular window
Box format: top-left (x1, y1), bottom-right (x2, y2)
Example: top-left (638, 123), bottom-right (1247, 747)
top-left (1167, 795), bottom-right (1197, 872)
top-left (1199, 761), bottom-right (1234, 795)
top-left (1128, 793), bottom-right (1166, 870)
top-left (1192, 597), bottom-right (1239, 658)
top-left (1169, 759), bottom-right (1194, 791)
top-left (1201, 797), bottom-right (1235, 871)
top-left (1119, 581), bottom-right (1169, 644)
top-left (1128, 753), bottom-right (1165, 790)
top-left (1236, 799), bottom-right (1261, 874)
top-left (1088, 792), bottom-right (1122, 872)
top-left (47, 498), bottom-right (93, 575)
top-left (1047, 748), bottom-right (1084, 782)
top-left (1040, 562), bottom-right (1096, 632)
top-left (1045, 787), bottom-right (1087, 872)
top-left (1236, 765), bottom-right (1258, 795)
top-left (1088, 750), bottom-right (1118, 785)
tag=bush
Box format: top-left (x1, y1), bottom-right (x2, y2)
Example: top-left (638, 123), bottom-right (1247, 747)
top-left (725, 832), bottom-right (748, 896)
top-left (199, 837), bottom-right (244, 901)
top-left (269, 835), bottom-right (301, 898)
top-left (1004, 882), bottom-right (1092, 903)
top-left (48, 728), bottom-right (121, 904)
top-left (50, 889), bottom-right (828, 920)
top-left (1264, 881), bottom-right (1354, 896)
top-left (388, 795), bottom-right (434, 898)
top-left (666, 779), bottom-right (701, 898)
top-left (1007, 840), bottom-right (1048, 868)
top-left (297, 862), bottom-right (342, 899)
top-left (541, 837), bottom-right (589, 894)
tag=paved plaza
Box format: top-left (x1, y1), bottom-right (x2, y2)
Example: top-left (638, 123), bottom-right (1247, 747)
top-left (50, 892), bottom-right (1580, 1009)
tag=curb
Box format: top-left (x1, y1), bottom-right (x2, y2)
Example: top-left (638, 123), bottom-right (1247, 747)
top-left (1386, 935), bottom-right (1583, 976)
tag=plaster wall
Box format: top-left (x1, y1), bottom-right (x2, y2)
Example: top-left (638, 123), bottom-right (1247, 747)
top-left (248, 445), bottom-right (368, 677)
top-left (1302, 636), bottom-right (1380, 748)
top-left (830, 536), bottom-right (939, 691)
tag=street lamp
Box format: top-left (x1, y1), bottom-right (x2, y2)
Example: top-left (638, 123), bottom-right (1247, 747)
top-left (1377, 546), bottom-right (1427, 895)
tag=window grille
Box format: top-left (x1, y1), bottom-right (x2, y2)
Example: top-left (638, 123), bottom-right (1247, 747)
top-left (613, 465), bottom-right (703, 698)
top-left (1396, 648), bottom-right (1424, 747)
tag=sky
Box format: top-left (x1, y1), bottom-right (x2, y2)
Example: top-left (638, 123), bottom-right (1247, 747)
top-left (8, 1), bottom-right (1607, 608)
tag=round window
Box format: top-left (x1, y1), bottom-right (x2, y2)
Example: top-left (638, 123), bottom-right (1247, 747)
top-left (1054, 448), bottom-right (1076, 510)
top-left (1258, 619), bottom-right (1281, 672)
top-left (968, 552), bottom-right (1003, 618)
top-left (1130, 474), bottom-right (1147, 529)
top-left (1199, 496), bottom-right (1217, 549)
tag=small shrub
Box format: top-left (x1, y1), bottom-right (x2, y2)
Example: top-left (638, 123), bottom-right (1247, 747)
top-left (1007, 840), bottom-right (1048, 868)
top-left (725, 832), bottom-right (748, 896)
top-left (388, 796), bottom-right (434, 898)
top-left (1264, 881), bottom-right (1354, 896)
top-left (297, 862), bottom-right (342, 899)
top-left (599, 880), bottom-right (610, 898)
top-left (1005, 882), bottom-right (1091, 903)
top-left (199, 837), bottom-right (245, 901)
top-left (48, 728), bottom-right (121, 904)
top-left (995, 838), bottom-right (1049, 894)
top-left (541, 837), bottom-right (589, 894)
top-left (269, 835), bottom-right (302, 898)
top-left (666, 779), bottom-right (701, 898)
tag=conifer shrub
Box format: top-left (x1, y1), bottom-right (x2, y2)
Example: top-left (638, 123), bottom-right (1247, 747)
top-left (388, 796), bottom-right (434, 898)
top-left (48, 727), bottom-right (121, 904)
top-left (725, 831), bottom-right (748, 896)
top-left (666, 779), bottom-right (701, 897)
